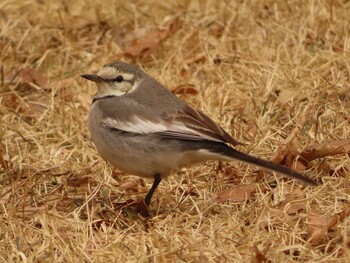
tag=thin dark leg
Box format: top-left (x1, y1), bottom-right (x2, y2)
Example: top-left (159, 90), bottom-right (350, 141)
top-left (145, 175), bottom-right (162, 206)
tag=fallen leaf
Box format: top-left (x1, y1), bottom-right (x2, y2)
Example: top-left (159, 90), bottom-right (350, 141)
top-left (300, 139), bottom-right (350, 163)
top-left (111, 170), bottom-right (126, 178)
top-left (120, 180), bottom-right (140, 192)
top-left (171, 84), bottom-right (199, 95)
top-left (218, 163), bottom-right (240, 179)
top-left (168, 17), bottom-right (182, 34)
top-left (327, 207), bottom-right (350, 230)
top-left (307, 207), bottom-right (350, 246)
top-left (184, 53), bottom-right (207, 65)
top-left (274, 188), bottom-right (306, 214)
top-left (123, 19), bottom-right (181, 58)
top-left (247, 120), bottom-right (258, 139)
top-left (21, 68), bottom-right (48, 88)
top-left (3, 93), bottom-right (26, 113)
top-left (268, 109), bottom-right (308, 169)
top-left (270, 127), bottom-right (300, 165)
top-left (307, 209), bottom-right (330, 246)
top-left (258, 188), bottom-right (307, 227)
top-left (216, 184), bottom-right (256, 203)
top-left (0, 146), bottom-right (9, 170)
top-left (267, 127), bottom-right (307, 173)
top-left (123, 30), bottom-right (168, 57)
top-left (67, 175), bottom-right (90, 187)
top-left (3, 68), bottom-right (50, 117)
top-left (252, 245), bottom-right (271, 263)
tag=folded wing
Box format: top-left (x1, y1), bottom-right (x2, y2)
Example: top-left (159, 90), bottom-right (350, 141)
top-left (102, 104), bottom-right (241, 146)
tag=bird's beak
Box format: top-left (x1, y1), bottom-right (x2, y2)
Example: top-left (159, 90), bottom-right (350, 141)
top-left (81, 74), bottom-right (104, 82)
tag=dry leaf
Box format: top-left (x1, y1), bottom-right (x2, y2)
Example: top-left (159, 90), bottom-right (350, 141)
top-left (184, 53), bottom-right (207, 65)
top-left (274, 188), bottom-right (307, 214)
top-left (0, 146), bottom-right (9, 170)
top-left (268, 109), bottom-right (308, 170)
top-left (216, 184), bottom-right (256, 203)
top-left (171, 84), bottom-right (199, 95)
top-left (300, 139), bottom-right (350, 163)
top-left (307, 207), bottom-right (350, 246)
top-left (3, 94), bottom-right (20, 111)
top-left (258, 188), bottom-right (307, 227)
top-left (3, 68), bottom-right (50, 117)
top-left (268, 127), bottom-right (307, 173)
top-left (247, 120), bottom-right (258, 139)
top-left (21, 68), bottom-right (48, 88)
top-left (120, 180), bottom-right (140, 192)
top-left (123, 30), bottom-right (168, 57)
top-left (252, 245), bottom-right (271, 263)
top-left (67, 175), bottom-right (90, 187)
top-left (307, 209), bottom-right (330, 246)
top-left (123, 19), bottom-right (181, 58)
top-left (327, 207), bottom-right (350, 229)
top-left (270, 127), bottom-right (300, 165)
top-left (111, 170), bottom-right (126, 179)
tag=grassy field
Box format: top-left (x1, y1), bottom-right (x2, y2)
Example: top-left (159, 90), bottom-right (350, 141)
top-left (1, 0), bottom-right (350, 262)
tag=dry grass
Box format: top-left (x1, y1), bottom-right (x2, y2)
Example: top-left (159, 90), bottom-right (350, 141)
top-left (1, 0), bottom-right (350, 262)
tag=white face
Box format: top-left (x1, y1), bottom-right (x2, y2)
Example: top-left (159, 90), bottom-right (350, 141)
top-left (92, 65), bottom-right (138, 97)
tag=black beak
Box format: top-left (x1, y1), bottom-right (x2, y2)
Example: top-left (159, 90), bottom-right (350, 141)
top-left (81, 74), bottom-right (104, 82)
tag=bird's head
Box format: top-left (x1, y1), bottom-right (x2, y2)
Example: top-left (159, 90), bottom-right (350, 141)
top-left (81, 61), bottom-right (142, 98)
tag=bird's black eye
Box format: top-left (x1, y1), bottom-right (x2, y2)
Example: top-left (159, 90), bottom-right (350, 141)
top-left (114, 75), bottom-right (123, 82)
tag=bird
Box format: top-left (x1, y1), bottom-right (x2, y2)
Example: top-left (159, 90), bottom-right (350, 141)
top-left (81, 61), bottom-right (316, 206)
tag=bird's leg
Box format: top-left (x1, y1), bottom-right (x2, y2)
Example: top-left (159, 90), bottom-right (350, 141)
top-left (145, 174), bottom-right (162, 206)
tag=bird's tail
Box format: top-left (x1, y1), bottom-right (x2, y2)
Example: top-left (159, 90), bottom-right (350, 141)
top-left (220, 147), bottom-right (316, 185)
top-left (190, 141), bottom-right (317, 185)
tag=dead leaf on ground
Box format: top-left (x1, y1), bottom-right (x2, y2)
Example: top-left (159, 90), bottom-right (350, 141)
top-left (171, 84), bottom-right (199, 95)
top-left (307, 209), bottom-right (329, 246)
top-left (123, 19), bottom-right (181, 58)
top-left (184, 53), bottom-right (207, 65)
top-left (3, 68), bottom-right (50, 117)
top-left (273, 188), bottom-right (306, 213)
top-left (247, 120), bottom-right (258, 139)
top-left (111, 170), bottom-right (126, 179)
top-left (0, 146), bottom-right (9, 171)
top-left (252, 244), bottom-right (271, 263)
top-left (258, 188), bottom-right (307, 227)
top-left (267, 127), bottom-right (307, 173)
top-left (216, 184), bottom-right (256, 203)
top-left (300, 139), bottom-right (350, 163)
top-left (4, 93), bottom-right (48, 118)
top-left (119, 180), bottom-right (141, 192)
top-left (67, 175), bottom-right (90, 187)
top-left (307, 206), bottom-right (350, 246)
top-left (267, 110), bottom-right (310, 173)
top-left (270, 127), bottom-right (300, 165)
top-left (21, 68), bottom-right (49, 89)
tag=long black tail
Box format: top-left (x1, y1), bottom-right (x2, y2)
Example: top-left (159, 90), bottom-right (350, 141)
top-left (188, 141), bottom-right (317, 185)
top-left (222, 147), bottom-right (316, 185)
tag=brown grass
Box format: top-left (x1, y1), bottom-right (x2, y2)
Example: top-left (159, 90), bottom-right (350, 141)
top-left (1, 0), bottom-right (350, 262)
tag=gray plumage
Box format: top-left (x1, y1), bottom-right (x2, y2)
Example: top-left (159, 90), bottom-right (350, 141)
top-left (82, 61), bottom-right (316, 206)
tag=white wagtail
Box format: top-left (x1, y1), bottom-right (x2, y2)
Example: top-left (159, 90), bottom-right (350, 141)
top-left (81, 61), bottom-right (316, 206)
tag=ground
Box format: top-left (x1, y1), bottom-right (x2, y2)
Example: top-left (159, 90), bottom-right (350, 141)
top-left (1, 0), bottom-right (350, 262)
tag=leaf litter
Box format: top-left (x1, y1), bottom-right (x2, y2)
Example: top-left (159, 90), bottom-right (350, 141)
top-left (1, 1), bottom-right (350, 262)
top-left (122, 18), bottom-right (181, 58)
